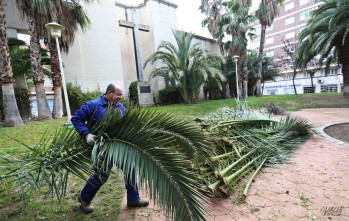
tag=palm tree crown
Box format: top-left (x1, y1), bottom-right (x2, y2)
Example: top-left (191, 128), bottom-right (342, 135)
top-left (295, 0), bottom-right (349, 97)
top-left (144, 30), bottom-right (225, 103)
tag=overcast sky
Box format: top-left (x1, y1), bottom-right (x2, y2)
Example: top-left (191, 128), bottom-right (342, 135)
top-left (169, 0), bottom-right (260, 38)
top-left (168, 0), bottom-right (212, 38)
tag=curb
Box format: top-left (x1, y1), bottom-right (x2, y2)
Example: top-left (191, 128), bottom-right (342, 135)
top-left (314, 121), bottom-right (349, 147)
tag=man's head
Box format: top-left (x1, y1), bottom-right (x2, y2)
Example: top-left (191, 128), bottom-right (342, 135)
top-left (105, 84), bottom-right (123, 104)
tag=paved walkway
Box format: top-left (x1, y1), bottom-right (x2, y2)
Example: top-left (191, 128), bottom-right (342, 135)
top-left (117, 108), bottom-right (349, 221)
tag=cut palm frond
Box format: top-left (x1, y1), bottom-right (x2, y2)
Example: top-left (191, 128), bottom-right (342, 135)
top-left (194, 104), bottom-right (312, 197)
top-left (1, 108), bottom-right (210, 221)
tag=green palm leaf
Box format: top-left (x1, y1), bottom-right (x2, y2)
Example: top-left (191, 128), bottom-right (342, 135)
top-left (1, 108), bottom-right (209, 221)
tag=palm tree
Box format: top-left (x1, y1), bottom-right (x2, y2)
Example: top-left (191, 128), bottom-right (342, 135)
top-left (0, 0), bottom-right (24, 127)
top-left (15, 0), bottom-right (53, 120)
top-left (144, 30), bottom-right (225, 103)
top-left (294, 0), bottom-right (349, 97)
top-left (216, 3), bottom-right (255, 99)
top-left (200, 0), bottom-right (230, 98)
top-left (37, 1), bottom-right (90, 119)
top-left (255, 0), bottom-right (283, 97)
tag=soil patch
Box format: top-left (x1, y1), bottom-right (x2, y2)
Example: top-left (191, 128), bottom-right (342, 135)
top-left (324, 123), bottom-right (349, 143)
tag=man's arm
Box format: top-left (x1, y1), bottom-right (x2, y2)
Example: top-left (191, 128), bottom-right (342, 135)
top-left (71, 102), bottom-right (96, 137)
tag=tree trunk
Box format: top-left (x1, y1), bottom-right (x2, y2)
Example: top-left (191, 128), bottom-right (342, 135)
top-left (27, 9), bottom-right (52, 120)
top-left (340, 63), bottom-right (349, 97)
top-left (0, 1), bottom-right (23, 126)
top-left (2, 84), bottom-right (24, 126)
top-left (241, 51), bottom-right (248, 99)
top-left (338, 42), bottom-right (349, 98)
top-left (49, 39), bottom-right (63, 118)
top-left (256, 24), bottom-right (266, 97)
top-left (292, 69), bottom-right (297, 95)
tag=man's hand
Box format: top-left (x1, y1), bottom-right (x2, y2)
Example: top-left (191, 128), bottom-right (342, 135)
top-left (85, 133), bottom-right (96, 146)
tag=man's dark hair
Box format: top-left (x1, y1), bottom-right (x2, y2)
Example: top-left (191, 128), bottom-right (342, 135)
top-left (106, 84), bottom-right (115, 93)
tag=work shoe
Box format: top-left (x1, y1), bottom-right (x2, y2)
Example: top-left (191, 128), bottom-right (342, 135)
top-left (78, 195), bottom-right (94, 213)
top-left (127, 198), bottom-right (149, 208)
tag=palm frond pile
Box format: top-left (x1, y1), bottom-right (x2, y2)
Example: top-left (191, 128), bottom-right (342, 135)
top-left (0, 104), bottom-right (312, 220)
top-left (194, 104), bottom-right (312, 198)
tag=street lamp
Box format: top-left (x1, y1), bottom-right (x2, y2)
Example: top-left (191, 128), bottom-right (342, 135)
top-left (45, 22), bottom-right (72, 124)
top-left (233, 55), bottom-right (239, 101)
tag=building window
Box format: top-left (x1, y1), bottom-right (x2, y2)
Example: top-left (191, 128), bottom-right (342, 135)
top-left (285, 31), bottom-right (295, 39)
top-left (266, 24), bottom-right (273, 31)
top-left (284, 73), bottom-right (292, 80)
top-left (304, 86), bottom-right (315, 93)
top-left (284, 87), bottom-right (295, 94)
top-left (330, 69), bottom-right (338, 75)
top-left (266, 37), bottom-right (274, 45)
top-left (285, 2), bottom-right (294, 10)
top-left (266, 51), bottom-right (274, 57)
top-left (300, 8), bottom-right (312, 21)
top-left (304, 72), bottom-right (310, 78)
top-left (300, 0), bottom-right (312, 6)
top-left (284, 17), bottom-right (295, 25)
top-left (267, 90), bottom-right (277, 95)
top-left (321, 85), bottom-right (338, 93)
top-left (317, 70), bottom-right (326, 76)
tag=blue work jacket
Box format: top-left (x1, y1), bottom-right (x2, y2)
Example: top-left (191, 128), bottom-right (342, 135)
top-left (71, 95), bottom-right (126, 137)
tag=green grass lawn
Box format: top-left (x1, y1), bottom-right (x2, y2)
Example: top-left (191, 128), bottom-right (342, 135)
top-left (147, 93), bottom-right (349, 118)
top-left (0, 93), bottom-right (348, 220)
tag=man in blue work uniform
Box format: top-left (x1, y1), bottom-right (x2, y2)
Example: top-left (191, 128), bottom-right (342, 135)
top-left (71, 84), bottom-right (149, 213)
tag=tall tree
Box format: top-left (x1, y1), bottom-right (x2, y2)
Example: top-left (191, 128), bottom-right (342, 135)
top-left (144, 30), bottom-right (225, 103)
top-left (200, 0), bottom-right (231, 98)
top-left (0, 0), bottom-right (24, 126)
top-left (280, 39), bottom-right (298, 95)
top-left (15, 0), bottom-right (53, 120)
top-left (37, 1), bottom-right (90, 119)
top-left (216, 2), bottom-right (254, 99)
top-left (295, 0), bottom-right (349, 97)
top-left (255, 0), bottom-right (283, 97)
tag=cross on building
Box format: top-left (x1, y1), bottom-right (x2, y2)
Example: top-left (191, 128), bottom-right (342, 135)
top-left (119, 10), bottom-right (150, 81)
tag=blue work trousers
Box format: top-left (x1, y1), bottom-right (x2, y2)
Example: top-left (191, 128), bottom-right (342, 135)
top-left (80, 167), bottom-right (140, 204)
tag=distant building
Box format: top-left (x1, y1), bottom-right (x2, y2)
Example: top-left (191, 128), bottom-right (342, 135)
top-left (249, 0), bottom-right (343, 95)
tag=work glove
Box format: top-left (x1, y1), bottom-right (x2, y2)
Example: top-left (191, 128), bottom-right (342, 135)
top-left (85, 133), bottom-right (96, 146)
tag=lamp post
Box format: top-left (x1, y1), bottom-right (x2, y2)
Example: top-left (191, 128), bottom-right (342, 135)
top-left (45, 22), bottom-right (72, 123)
top-left (233, 55), bottom-right (239, 101)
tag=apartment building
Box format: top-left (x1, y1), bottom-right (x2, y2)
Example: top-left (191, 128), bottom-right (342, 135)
top-left (250, 0), bottom-right (343, 95)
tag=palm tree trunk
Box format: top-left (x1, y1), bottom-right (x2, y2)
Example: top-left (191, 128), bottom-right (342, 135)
top-left (220, 43), bottom-right (231, 99)
top-left (338, 43), bottom-right (349, 97)
top-left (256, 24), bottom-right (266, 97)
top-left (49, 39), bottom-right (63, 118)
top-left (0, 1), bottom-right (23, 127)
top-left (27, 9), bottom-right (52, 120)
top-left (241, 51), bottom-right (248, 99)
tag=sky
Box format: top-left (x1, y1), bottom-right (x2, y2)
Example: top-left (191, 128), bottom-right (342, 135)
top-left (168, 0), bottom-right (212, 38)
top-left (168, 0), bottom-right (260, 39)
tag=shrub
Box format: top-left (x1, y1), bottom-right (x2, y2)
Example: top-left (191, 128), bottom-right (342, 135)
top-left (66, 83), bottom-right (101, 114)
top-left (128, 81), bottom-right (140, 107)
top-left (158, 85), bottom-right (183, 105)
